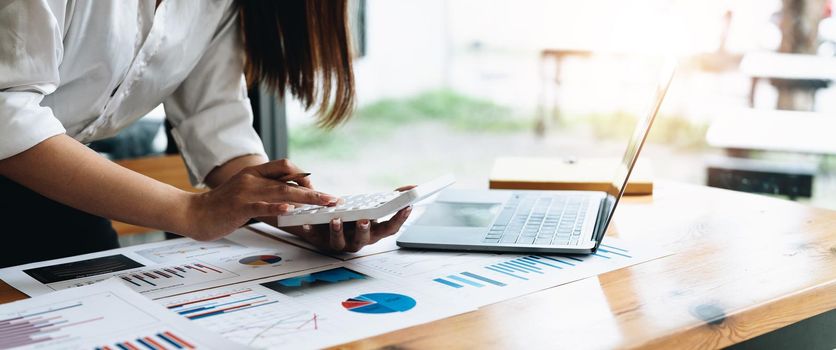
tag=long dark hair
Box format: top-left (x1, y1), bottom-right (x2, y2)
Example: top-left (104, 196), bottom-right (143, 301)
top-left (237, 0), bottom-right (355, 128)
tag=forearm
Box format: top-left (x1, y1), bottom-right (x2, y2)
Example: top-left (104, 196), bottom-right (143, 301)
top-left (0, 134), bottom-right (194, 235)
top-left (204, 154), bottom-right (268, 188)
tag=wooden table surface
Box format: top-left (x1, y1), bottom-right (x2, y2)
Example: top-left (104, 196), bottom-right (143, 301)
top-left (2, 182), bottom-right (835, 349)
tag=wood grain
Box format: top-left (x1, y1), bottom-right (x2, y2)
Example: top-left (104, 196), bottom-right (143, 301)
top-left (1, 182), bottom-right (834, 349)
top-left (489, 156), bottom-right (654, 195)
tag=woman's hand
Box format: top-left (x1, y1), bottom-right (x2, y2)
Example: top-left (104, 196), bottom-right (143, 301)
top-left (279, 185), bottom-right (417, 253)
top-left (185, 159), bottom-right (338, 241)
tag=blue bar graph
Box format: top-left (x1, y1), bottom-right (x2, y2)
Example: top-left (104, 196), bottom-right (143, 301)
top-left (514, 259), bottom-right (541, 268)
top-left (448, 275), bottom-right (484, 287)
top-left (434, 272), bottom-right (509, 288)
top-left (462, 272), bottom-right (506, 286)
top-left (486, 266), bottom-right (528, 280)
top-left (506, 260), bottom-right (543, 273)
top-left (597, 248), bottom-right (632, 258)
top-left (537, 255), bottom-right (575, 266)
top-left (136, 338), bottom-right (155, 350)
top-left (176, 295), bottom-right (265, 316)
top-left (431, 243), bottom-right (632, 290)
top-left (523, 256), bottom-right (562, 269)
top-left (499, 262), bottom-right (532, 273)
top-left (489, 264), bottom-right (515, 273)
top-left (601, 243), bottom-right (629, 252)
top-left (433, 278), bottom-right (463, 288)
top-left (188, 301), bottom-right (278, 320)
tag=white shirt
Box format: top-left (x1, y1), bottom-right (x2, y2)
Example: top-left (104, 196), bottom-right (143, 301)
top-left (0, 0), bottom-right (267, 186)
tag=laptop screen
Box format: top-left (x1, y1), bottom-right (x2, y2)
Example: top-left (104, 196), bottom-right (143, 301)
top-left (594, 60), bottom-right (677, 245)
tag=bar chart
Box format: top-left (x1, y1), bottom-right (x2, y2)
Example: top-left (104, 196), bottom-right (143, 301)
top-left (135, 239), bottom-right (246, 264)
top-left (0, 291), bottom-right (156, 349)
top-left (94, 331), bottom-right (196, 350)
top-left (115, 263), bottom-right (238, 295)
top-left (23, 254), bottom-right (145, 286)
top-left (164, 287), bottom-right (278, 320)
top-left (159, 285), bottom-right (324, 349)
top-left (431, 243), bottom-right (634, 289)
top-left (261, 267), bottom-right (369, 297)
top-left (351, 238), bottom-right (667, 309)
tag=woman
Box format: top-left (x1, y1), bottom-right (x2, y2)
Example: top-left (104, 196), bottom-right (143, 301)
top-left (0, 0), bottom-right (411, 268)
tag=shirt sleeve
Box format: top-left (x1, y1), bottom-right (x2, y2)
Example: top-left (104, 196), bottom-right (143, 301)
top-left (0, 0), bottom-right (68, 160)
top-left (163, 7), bottom-right (267, 187)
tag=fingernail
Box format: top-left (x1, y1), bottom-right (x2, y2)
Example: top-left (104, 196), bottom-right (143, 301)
top-left (359, 220), bottom-right (370, 229)
top-left (331, 218), bottom-right (342, 231)
top-left (319, 193), bottom-right (338, 204)
top-left (405, 206), bottom-right (413, 214)
top-left (283, 204), bottom-right (295, 211)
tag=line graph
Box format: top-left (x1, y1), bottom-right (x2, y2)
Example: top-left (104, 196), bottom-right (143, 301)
top-left (243, 311), bottom-right (320, 347)
top-left (135, 239), bottom-right (245, 264)
top-left (161, 286), bottom-right (325, 348)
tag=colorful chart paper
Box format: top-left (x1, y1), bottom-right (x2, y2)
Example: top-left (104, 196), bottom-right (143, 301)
top-left (341, 293), bottom-right (416, 314)
top-left (238, 254), bottom-right (283, 266)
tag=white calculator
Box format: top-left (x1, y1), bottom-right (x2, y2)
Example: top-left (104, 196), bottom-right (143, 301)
top-left (276, 174), bottom-right (456, 227)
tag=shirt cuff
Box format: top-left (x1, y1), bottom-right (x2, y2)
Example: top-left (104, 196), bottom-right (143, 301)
top-left (0, 91), bottom-right (67, 160)
top-left (170, 98), bottom-right (267, 187)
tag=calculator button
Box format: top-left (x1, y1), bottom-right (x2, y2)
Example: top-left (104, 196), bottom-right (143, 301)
top-left (500, 235), bottom-right (518, 243)
top-left (535, 238), bottom-right (552, 245)
top-left (517, 236), bottom-right (535, 244)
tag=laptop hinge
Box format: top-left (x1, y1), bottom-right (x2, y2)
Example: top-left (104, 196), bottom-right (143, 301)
top-left (590, 196), bottom-right (612, 252)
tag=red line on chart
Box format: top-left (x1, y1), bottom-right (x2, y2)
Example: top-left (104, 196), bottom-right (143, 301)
top-left (296, 313), bottom-right (319, 330)
top-left (144, 336), bottom-right (166, 350)
top-left (195, 263), bottom-right (222, 273)
top-left (165, 289), bottom-right (252, 309)
top-left (186, 301), bottom-right (268, 319)
top-left (164, 331), bottom-right (195, 349)
top-left (185, 265), bottom-right (205, 273)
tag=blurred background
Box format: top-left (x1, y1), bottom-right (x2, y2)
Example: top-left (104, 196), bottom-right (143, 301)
top-left (100, 0), bottom-right (836, 242)
top-left (288, 0), bottom-right (836, 208)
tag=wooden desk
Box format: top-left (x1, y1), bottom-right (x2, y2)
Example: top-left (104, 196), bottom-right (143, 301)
top-left (2, 182), bottom-right (835, 349)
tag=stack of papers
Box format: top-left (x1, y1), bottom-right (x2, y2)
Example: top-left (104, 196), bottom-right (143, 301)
top-left (0, 279), bottom-right (247, 349)
top-left (0, 226), bottom-right (669, 349)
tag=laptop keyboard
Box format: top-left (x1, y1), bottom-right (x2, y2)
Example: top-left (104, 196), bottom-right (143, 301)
top-left (483, 193), bottom-right (590, 246)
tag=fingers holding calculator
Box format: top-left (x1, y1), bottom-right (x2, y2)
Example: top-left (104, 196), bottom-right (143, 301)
top-left (276, 175), bottom-right (454, 253)
top-left (284, 204), bottom-right (414, 253)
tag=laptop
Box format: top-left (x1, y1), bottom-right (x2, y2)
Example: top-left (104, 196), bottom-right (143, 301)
top-left (397, 60), bottom-right (676, 254)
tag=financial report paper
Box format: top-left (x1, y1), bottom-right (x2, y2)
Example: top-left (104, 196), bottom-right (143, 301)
top-left (0, 278), bottom-right (247, 350)
top-left (1, 223), bottom-right (669, 349)
top-left (155, 264), bottom-right (474, 349)
top-left (0, 228), bottom-right (338, 299)
top-left (348, 236), bottom-right (669, 308)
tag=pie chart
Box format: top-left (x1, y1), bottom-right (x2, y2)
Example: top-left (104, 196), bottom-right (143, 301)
top-left (341, 293), bottom-right (416, 314)
top-left (238, 255), bottom-right (282, 266)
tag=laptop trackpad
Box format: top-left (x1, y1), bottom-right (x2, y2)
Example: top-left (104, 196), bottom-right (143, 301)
top-left (414, 202), bottom-right (501, 227)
